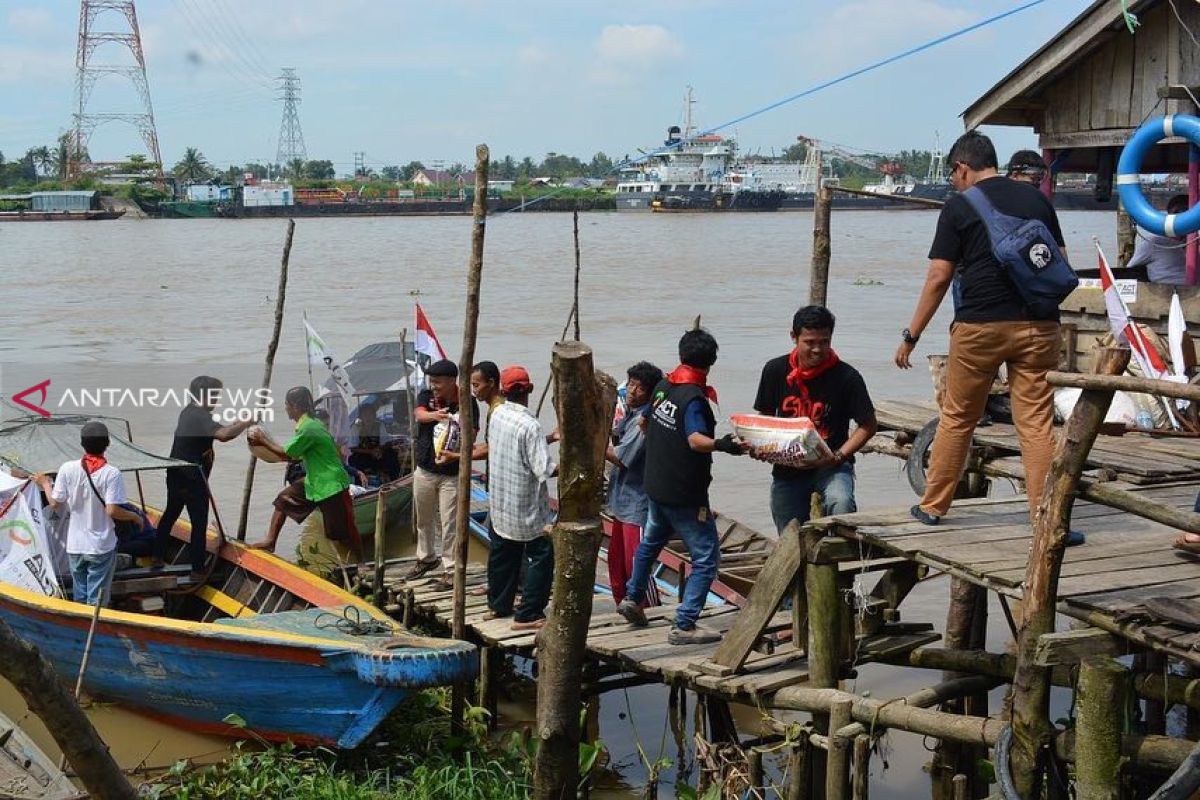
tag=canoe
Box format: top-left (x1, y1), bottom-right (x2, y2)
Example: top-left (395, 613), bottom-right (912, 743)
top-left (0, 508), bottom-right (476, 749)
top-left (0, 709), bottom-right (77, 799)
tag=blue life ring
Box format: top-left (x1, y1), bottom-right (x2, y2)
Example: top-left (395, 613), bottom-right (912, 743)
top-left (1117, 114), bottom-right (1200, 236)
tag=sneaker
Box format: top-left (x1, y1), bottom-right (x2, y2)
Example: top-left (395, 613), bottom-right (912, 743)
top-left (1065, 529), bottom-right (1086, 547)
top-left (429, 574), bottom-right (454, 591)
top-left (402, 558), bottom-right (439, 581)
top-left (668, 625), bottom-right (721, 646)
top-left (616, 597), bottom-right (648, 628)
top-left (910, 505), bottom-right (941, 526)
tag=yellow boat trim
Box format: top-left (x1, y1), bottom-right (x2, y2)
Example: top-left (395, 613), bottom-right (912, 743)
top-left (194, 586), bottom-right (256, 619)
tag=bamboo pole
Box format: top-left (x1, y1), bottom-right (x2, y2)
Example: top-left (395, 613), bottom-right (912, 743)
top-left (1009, 346), bottom-right (1130, 798)
top-left (572, 210), bottom-right (581, 342)
top-left (450, 147), bottom-right (489, 737)
top-left (0, 617), bottom-right (136, 799)
top-left (372, 487), bottom-right (388, 607)
top-left (237, 219), bottom-right (295, 540)
top-left (533, 341), bottom-right (615, 800)
top-left (1075, 657), bottom-right (1127, 800)
top-left (809, 185), bottom-right (832, 306)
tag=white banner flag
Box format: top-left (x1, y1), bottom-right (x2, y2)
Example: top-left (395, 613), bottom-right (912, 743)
top-left (0, 474), bottom-right (60, 596)
top-left (304, 316), bottom-right (356, 404)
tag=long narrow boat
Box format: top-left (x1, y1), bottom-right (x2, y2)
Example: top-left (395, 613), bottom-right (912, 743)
top-left (0, 710), bottom-right (77, 799)
top-left (0, 415), bottom-right (476, 749)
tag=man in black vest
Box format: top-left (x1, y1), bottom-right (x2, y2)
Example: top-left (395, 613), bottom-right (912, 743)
top-left (617, 328), bottom-right (746, 645)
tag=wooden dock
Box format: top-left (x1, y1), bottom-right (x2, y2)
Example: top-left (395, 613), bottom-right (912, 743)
top-left (811, 481), bottom-right (1200, 666)
top-left (378, 556), bottom-right (940, 704)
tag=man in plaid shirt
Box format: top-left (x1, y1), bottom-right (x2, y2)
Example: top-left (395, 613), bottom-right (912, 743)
top-left (485, 366), bottom-right (557, 631)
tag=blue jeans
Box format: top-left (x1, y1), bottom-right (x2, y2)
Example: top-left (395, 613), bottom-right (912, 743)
top-left (770, 463), bottom-right (857, 534)
top-left (69, 549), bottom-right (118, 606)
top-left (625, 499), bottom-right (719, 630)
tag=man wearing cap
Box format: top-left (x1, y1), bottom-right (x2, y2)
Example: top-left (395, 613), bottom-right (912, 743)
top-left (36, 421), bottom-right (144, 606)
top-left (485, 366), bottom-right (557, 630)
top-left (405, 359), bottom-right (479, 587)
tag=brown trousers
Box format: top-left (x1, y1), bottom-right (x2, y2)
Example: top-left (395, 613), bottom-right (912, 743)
top-left (920, 320), bottom-right (1061, 518)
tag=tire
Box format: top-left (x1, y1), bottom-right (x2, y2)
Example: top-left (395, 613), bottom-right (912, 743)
top-left (906, 416), bottom-right (940, 497)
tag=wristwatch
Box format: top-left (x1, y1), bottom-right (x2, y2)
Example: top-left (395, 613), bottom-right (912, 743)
top-left (901, 328), bottom-right (920, 345)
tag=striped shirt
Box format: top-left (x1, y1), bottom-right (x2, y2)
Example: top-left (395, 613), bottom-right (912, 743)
top-left (486, 402), bottom-right (555, 542)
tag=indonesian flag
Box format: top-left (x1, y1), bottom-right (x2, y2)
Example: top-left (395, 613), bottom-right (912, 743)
top-left (414, 303), bottom-right (447, 363)
top-left (1096, 241), bottom-right (1169, 379)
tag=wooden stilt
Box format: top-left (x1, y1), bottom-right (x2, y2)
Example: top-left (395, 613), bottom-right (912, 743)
top-left (1010, 347), bottom-right (1130, 797)
top-left (810, 185), bottom-right (833, 306)
top-left (1141, 653), bottom-right (1167, 736)
top-left (1075, 657), bottom-right (1127, 800)
top-left (787, 731), bottom-right (812, 800)
top-left (851, 735), bottom-right (871, 800)
top-left (825, 698), bottom-right (853, 800)
top-left (372, 487), bottom-right (388, 607)
top-left (806, 528), bottom-right (841, 791)
top-left (748, 748), bottom-right (764, 797)
top-left (478, 646), bottom-right (499, 729)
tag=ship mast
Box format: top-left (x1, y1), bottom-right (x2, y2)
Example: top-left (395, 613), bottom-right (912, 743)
top-left (925, 131), bottom-right (945, 184)
top-left (683, 86), bottom-right (696, 140)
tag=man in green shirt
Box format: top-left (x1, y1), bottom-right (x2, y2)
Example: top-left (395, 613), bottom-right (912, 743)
top-left (248, 386), bottom-right (361, 556)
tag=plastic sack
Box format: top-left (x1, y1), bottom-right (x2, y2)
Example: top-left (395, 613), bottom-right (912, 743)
top-left (730, 414), bottom-right (833, 468)
top-left (433, 415), bottom-right (462, 460)
top-left (247, 425), bottom-right (285, 463)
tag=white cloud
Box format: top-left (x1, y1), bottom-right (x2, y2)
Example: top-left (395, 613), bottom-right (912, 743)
top-left (792, 0), bottom-right (975, 72)
top-left (7, 7), bottom-right (52, 36)
top-left (589, 24), bottom-right (683, 86)
top-left (516, 44), bottom-right (550, 67)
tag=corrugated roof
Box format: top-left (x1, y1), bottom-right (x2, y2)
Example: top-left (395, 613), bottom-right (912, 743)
top-left (30, 191), bottom-right (97, 198)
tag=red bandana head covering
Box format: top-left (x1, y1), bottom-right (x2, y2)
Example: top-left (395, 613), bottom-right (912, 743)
top-left (666, 364), bottom-right (718, 404)
top-left (785, 348), bottom-right (840, 401)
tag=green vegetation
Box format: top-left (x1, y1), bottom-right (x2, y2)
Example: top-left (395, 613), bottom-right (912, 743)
top-left (146, 691), bottom-right (533, 800)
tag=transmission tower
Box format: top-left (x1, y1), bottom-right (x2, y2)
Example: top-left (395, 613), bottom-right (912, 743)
top-left (276, 69), bottom-right (307, 168)
top-left (70, 0), bottom-right (163, 179)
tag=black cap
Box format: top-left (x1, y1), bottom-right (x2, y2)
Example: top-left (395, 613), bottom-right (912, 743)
top-left (425, 359), bottom-right (458, 378)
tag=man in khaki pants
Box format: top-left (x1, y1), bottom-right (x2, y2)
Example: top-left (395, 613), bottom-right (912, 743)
top-left (895, 130), bottom-right (1077, 541)
top-left (405, 359), bottom-right (479, 587)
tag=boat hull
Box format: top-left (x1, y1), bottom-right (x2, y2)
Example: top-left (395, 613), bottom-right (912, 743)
top-left (0, 527), bottom-right (476, 748)
top-left (0, 210), bottom-right (124, 222)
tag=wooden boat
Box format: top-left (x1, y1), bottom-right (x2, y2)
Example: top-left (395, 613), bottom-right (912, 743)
top-left (599, 512), bottom-right (777, 607)
top-left (0, 210), bottom-right (124, 222)
top-left (0, 710), bottom-right (77, 799)
top-left (0, 415), bottom-right (477, 749)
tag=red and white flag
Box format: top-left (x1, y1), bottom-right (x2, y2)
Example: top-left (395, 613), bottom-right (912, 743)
top-left (1096, 241), bottom-right (1169, 379)
top-left (414, 303), bottom-right (447, 363)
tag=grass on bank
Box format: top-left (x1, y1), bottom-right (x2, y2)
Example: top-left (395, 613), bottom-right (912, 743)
top-left (144, 690), bottom-right (531, 800)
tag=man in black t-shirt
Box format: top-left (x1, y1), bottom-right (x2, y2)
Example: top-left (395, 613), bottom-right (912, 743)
top-left (155, 375), bottom-right (253, 579)
top-left (895, 131), bottom-right (1066, 527)
top-left (754, 305), bottom-right (876, 533)
top-left (406, 359), bottom-right (479, 585)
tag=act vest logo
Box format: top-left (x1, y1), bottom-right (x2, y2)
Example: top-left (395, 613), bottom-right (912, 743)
top-left (12, 380), bottom-right (51, 418)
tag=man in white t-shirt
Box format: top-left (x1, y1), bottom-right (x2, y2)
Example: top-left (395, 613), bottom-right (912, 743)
top-left (36, 421), bottom-right (141, 606)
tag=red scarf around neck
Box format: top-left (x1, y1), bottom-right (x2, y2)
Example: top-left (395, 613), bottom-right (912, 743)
top-left (82, 454), bottom-right (107, 474)
top-left (786, 348), bottom-right (840, 400)
top-left (666, 364), bottom-right (718, 403)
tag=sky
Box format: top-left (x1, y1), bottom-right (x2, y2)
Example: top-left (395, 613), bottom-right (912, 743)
top-left (0, 0), bottom-right (1092, 175)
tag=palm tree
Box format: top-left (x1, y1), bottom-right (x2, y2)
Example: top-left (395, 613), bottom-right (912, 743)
top-left (173, 147), bottom-right (212, 183)
top-left (27, 146), bottom-right (53, 179)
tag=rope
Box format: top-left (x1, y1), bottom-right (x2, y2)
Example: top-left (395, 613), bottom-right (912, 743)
top-left (313, 605), bottom-right (392, 636)
top-left (492, 0), bottom-right (1049, 218)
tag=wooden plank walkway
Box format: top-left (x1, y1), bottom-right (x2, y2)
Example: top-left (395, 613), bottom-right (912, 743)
top-left (810, 482), bottom-right (1200, 666)
top-left (873, 398), bottom-right (1200, 484)
top-left (377, 559), bottom-right (939, 704)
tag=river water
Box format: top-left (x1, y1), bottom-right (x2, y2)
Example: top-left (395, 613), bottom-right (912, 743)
top-left (1, 208), bottom-right (1117, 795)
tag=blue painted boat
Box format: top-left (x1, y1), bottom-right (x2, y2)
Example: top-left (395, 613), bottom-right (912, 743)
top-left (0, 523), bottom-right (477, 748)
top-left (0, 412), bottom-right (476, 749)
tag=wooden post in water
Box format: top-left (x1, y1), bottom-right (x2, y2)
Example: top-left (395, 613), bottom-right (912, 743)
top-left (450, 146), bottom-right (489, 737)
top-left (826, 699), bottom-right (853, 800)
top-left (571, 210), bottom-right (582, 341)
top-left (532, 340), bottom-right (615, 800)
top-left (933, 577), bottom-right (989, 800)
top-left (851, 735), bottom-right (871, 800)
top-left (237, 219), bottom-right (295, 540)
top-left (372, 487), bottom-right (388, 607)
top-left (0, 618), bottom-right (136, 800)
top-left (1009, 346), bottom-right (1130, 797)
top-left (787, 730), bottom-right (812, 800)
top-left (805, 528), bottom-right (842, 793)
top-left (809, 185), bottom-right (833, 306)
top-left (1075, 656), bottom-right (1127, 800)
